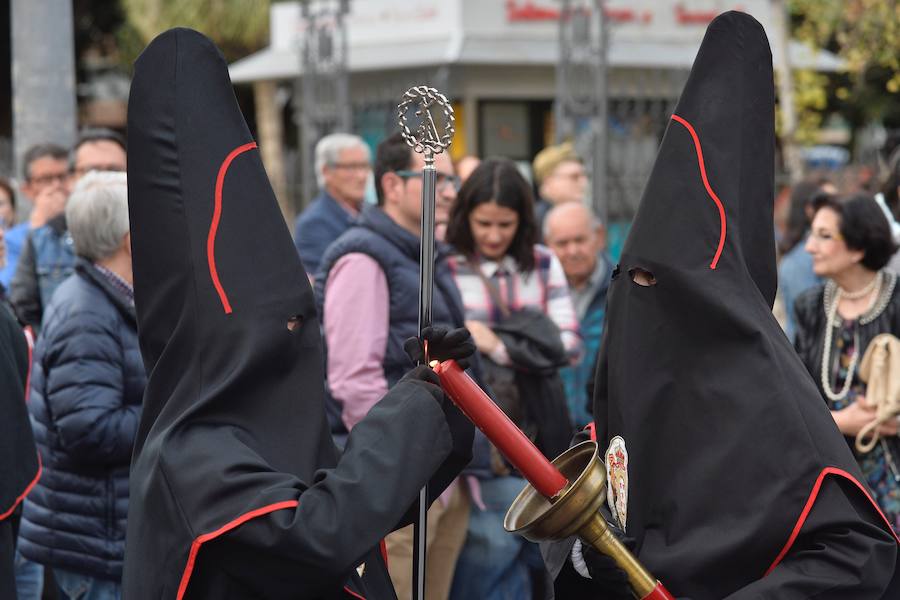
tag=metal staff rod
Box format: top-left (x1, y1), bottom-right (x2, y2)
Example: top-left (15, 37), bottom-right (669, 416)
top-left (397, 86), bottom-right (455, 600)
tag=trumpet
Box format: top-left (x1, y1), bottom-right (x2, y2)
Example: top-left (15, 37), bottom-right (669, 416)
top-left (505, 441), bottom-right (670, 600)
top-left (433, 359), bottom-right (672, 600)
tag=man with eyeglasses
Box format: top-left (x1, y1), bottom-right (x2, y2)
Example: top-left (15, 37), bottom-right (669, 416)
top-left (0, 144), bottom-right (69, 291)
top-left (294, 133), bottom-right (372, 275)
top-left (10, 128), bottom-right (126, 331)
top-left (315, 131), bottom-right (473, 600)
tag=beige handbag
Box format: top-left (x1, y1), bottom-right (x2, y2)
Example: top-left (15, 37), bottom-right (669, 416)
top-left (856, 333), bottom-right (900, 453)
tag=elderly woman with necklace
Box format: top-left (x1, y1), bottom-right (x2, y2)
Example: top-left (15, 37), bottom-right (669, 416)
top-left (795, 193), bottom-right (900, 532)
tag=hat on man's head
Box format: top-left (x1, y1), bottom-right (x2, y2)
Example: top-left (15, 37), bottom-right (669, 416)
top-left (532, 141), bottom-right (581, 185)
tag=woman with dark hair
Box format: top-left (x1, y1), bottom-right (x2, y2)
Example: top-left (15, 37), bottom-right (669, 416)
top-left (444, 157), bottom-right (580, 600)
top-left (795, 193), bottom-right (900, 532)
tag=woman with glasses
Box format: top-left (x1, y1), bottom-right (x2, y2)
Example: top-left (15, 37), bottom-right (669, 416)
top-left (795, 193), bottom-right (900, 533)
top-left (444, 158), bottom-right (581, 600)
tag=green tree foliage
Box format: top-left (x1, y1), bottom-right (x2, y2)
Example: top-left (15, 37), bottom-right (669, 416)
top-left (119, 0), bottom-right (271, 65)
top-left (789, 0), bottom-right (900, 142)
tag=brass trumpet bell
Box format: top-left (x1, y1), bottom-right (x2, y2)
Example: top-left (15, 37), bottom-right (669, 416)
top-left (504, 441), bottom-right (663, 599)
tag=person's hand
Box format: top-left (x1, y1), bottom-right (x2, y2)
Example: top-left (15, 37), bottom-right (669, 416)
top-left (31, 187), bottom-right (67, 226)
top-left (465, 319), bottom-right (502, 355)
top-left (832, 398), bottom-right (878, 437)
top-left (397, 364), bottom-right (444, 399)
top-left (404, 326), bottom-right (476, 368)
top-left (878, 417), bottom-right (899, 437)
top-left (398, 364), bottom-right (474, 460)
top-left (574, 516), bottom-right (635, 598)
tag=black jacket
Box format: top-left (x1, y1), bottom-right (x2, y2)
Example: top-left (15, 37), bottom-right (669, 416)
top-left (491, 308), bottom-right (573, 460)
top-left (19, 259), bottom-right (144, 579)
top-left (794, 276), bottom-right (900, 460)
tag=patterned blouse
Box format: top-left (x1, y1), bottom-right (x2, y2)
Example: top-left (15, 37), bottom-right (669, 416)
top-left (827, 318), bottom-right (900, 531)
top-left (446, 245), bottom-right (582, 362)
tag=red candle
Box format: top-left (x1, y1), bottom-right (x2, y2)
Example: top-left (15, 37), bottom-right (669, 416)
top-left (433, 359), bottom-right (568, 498)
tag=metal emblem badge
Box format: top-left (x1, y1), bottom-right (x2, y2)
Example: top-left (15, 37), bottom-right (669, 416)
top-left (605, 436), bottom-right (629, 531)
top-left (397, 86), bottom-right (455, 158)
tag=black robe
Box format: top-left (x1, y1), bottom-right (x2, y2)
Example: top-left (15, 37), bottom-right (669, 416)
top-left (545, 11), bottom-right (899, 599)
top-left (0, 304), bottom-right (38, 598)
top-left (122, 28), bottom-right (470, 599)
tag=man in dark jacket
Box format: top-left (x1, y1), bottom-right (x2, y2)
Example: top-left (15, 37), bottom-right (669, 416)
top-left (19, 171), bottom-right (143, 598)
top-left (316, 131), bottom-right (473, 599)
top-left (294, 133), bottom-right (371, 275)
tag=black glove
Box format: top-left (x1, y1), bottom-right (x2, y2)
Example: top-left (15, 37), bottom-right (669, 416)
top-left (398, 365), bottom-right (474, 461)
top-left (580, 545), bottom-right (632, 598)
top-left (397, 364), bottom-right (443, 395)
top-left (404, 326), bottom-right (476, 369)
top-left (577, 510), bottom-right (635, 599)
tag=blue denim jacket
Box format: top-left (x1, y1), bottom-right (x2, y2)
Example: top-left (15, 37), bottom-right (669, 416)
top-left (31, 222), bottom-right (76, 308)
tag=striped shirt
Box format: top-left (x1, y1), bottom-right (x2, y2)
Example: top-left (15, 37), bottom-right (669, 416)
top-left (447, 245), bottom-right (582, 362)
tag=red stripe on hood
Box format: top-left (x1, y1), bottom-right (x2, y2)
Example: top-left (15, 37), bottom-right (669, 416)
top-left (670, 114), bottom-right (726, 270)
top-left (208, 141), bottom-right (258, 314)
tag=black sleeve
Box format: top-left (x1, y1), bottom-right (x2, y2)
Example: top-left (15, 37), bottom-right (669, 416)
top-left (722, 476), bottom-right (898, 599)
top-left (9, 235), bottom-right (42, 332)
top-left (187, 379), bottom-right (470, 598)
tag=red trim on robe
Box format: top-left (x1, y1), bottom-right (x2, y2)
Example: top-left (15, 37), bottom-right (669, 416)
top-left (0, 454), bottom-right (41, 521)
top-left (2, 327), bottom-right (41, 521)
top-left (585, 422), bottom-right (597, 442)
top-left (765, 467), bottom-right (900, 575)
top-left (379, 539), bottom-right (388, 567)
top-left (670, 114), bottom-right (727, 270)
top-left (343, 586), bottom-right (367, 599)
top-left (176, 499), bottom-right (298, 599)
top-left (207, 141), bottom-right (258, 314)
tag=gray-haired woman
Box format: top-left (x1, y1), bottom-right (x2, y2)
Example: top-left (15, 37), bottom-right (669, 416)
top-left (17, 171), bottom-right (146, 600)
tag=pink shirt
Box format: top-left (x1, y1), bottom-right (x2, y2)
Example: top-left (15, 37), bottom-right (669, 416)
top-left (324, 251), bottom-right (460, 505)
top-left (323, 253), bottom-right (390, 431)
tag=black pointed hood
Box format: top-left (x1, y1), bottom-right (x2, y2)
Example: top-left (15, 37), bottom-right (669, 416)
top-left (124, 28), bottom-right (337, 596)
top-left (621, 10), bottom-right (776, 307)
top-left (593, 11), bottom-right (896, 597)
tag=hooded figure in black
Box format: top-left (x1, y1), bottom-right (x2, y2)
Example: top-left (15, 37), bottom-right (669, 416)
top-left (0, 305), bottom-right (38, 598)
top-left (123, 28), bottom-right (474, 599)
top-left (548, 11), bottom-right (899, 599)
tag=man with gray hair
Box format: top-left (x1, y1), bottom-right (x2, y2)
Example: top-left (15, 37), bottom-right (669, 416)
top-left (294, 132), bottom-right (371, 274)
top-left (18, 171), bottom-right (145, 598)
top-left (544, 202), bottom-right (612, 428)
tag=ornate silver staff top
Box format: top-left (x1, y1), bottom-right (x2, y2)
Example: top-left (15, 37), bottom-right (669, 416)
top-left (397, 85), bottom-right (455, 164)
top-left (396, 84), bottom-right (455, 600)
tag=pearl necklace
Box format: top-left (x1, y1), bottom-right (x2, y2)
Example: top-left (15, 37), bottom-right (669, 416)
top-left (838, 272), bottom-right (880, 299)
top-left (820, 271), bottom-right (884, 401)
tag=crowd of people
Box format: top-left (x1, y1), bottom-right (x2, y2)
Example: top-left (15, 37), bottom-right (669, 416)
top-left (2, 13), bottom-right (900, 600)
